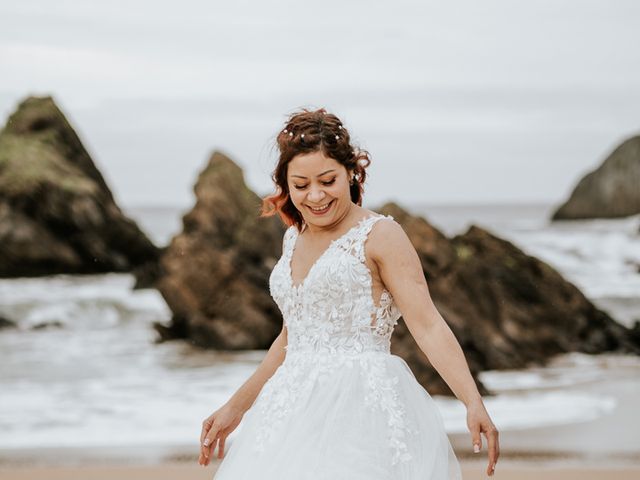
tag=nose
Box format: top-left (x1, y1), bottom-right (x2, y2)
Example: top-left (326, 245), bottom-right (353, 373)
top-left (307, 185), bottom-right (326, 203)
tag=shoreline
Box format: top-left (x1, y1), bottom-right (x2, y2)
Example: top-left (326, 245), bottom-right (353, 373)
top-left (1, 459), bottom-right (639, 480)
top-left (1, 444), bottom-right (638, 468)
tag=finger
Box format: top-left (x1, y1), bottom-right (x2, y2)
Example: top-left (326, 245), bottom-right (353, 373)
top-left (200, 418), bottom-right (213, 445)
top-left (202, 425), bottom-right (220, 461)
top-left (207, 437), bottom-right (219, 465)
top-left (484, 427), bottom-right (499, 476)
top-left (217, 436), bottom-right (226, 459)
top-left (205, 431), bottom-right (223, 466)
top-left (199, 420), bottom-right (212, 466)
top-left (470, 424), bottom-right (482, 453)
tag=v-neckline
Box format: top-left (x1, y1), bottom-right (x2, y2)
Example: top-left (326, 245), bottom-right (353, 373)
top-left (288, 214), bottom-right (378, 291)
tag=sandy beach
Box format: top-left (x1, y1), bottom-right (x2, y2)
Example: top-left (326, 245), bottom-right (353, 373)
top-left (1, 459), bottom-right (639, 480)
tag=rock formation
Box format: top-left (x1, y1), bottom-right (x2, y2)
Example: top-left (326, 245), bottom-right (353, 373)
top-left (155, 151), bottom-right (286, 349)
top-left (155, 154), bottom-right (639, 397)
top-left (552, 135), bottom-right (640, 220)
top-left (0, 315), bottom-right (16, 329)
top-left (380, 202), bottom-right (640, 395)
top-left (0, 96), bottom-right (159, 277)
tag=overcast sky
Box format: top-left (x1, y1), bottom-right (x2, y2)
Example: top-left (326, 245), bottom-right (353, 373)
top-left (1, 0), bottom-right (639, 208)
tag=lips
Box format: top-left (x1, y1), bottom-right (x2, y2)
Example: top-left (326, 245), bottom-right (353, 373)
top-left (306, 199), bottom-right (334, 214)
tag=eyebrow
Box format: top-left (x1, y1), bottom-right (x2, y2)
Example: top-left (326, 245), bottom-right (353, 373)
top-left (290, 169), bottom-right (336, 179)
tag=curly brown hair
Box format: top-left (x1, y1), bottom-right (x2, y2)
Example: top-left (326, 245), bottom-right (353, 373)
top-left (260, 107), bottom-right (371, 231)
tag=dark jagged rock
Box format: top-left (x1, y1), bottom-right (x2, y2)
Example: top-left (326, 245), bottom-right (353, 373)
top-left (552, 135), bottom-right (640, 220)
top-left (0, 96), bottom-right (159, 277)
top-left (0, 315), bottom-right (17, 329)
top-left (30, 320), bottom-right (65, 330)
top-left (378, 202), bottom-right (640, 396)
top-left (156, 154), bottom-right (639, 397)
top-left (630, 320), bottom-right (640, 345)
top-left (154, 151), bottom-right (285, 349)
top-left (133, 246), bottom-right (167, 289)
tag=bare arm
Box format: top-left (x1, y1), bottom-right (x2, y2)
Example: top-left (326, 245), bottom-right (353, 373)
top-left (199, 325), bottom-right (288, 465)
top-left (369, 219), bottom-right (499, 476)
top-left (227, 325), bottom-right (288, 414)
top-left (200, 230), bottom-right (290, 466)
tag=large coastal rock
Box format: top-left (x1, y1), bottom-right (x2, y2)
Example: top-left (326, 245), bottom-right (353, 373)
top-left (155, 155), bottom-right (639, 397)
top-left (380, 202), bottom-right (640, 395)
top-left (155, 151), bottom-right (286, 349)
top-left (0, 96), bottom-right (159, 277)
top-left (552, 135), bottom-right (640, 220)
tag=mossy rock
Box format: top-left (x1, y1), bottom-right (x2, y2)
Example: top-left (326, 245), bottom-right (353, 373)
top-left (0, 95), bottom-right (159, 277)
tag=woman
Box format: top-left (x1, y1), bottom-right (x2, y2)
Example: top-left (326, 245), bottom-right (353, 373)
top-left (199, 108), bottom-right (499, 479)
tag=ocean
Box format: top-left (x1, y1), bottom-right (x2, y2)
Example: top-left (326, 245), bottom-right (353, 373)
top-left (0, 203), bottom-right (638, 466)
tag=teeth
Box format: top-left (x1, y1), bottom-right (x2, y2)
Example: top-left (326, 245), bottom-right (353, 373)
top-left (309, 201), bottom-right (331, 211)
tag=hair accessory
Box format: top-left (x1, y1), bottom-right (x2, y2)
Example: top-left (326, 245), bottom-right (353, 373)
top-left (301, 134), bottom-right (305, 139)
top-left (289, 132), bottom-right (293, 137)
top-left (283, 129), bottom-right (288, 133)
top-left (335, 135), bottom-right (339, 140)
top-left (338, 125), bottom-right (343, 130)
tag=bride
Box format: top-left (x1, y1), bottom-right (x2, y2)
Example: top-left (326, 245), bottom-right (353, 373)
top-left (198, 108), bottom-right (499, 479)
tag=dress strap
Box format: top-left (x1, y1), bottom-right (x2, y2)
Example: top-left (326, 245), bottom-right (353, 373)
top-left (283, 225), bottom-right (297, 257)
top-left (349, 214), bottom-right (394, 263)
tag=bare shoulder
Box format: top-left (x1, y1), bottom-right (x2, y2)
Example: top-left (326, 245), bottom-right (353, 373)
top-left (367, 216), bottom-right (412, 264)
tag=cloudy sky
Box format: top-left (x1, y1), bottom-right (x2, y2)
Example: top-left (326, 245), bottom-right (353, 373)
top-left (1, 0), bottom-right (639, 208)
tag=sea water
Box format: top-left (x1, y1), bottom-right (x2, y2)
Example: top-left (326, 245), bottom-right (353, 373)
top-left (0, 204), bottom-right (638, 465)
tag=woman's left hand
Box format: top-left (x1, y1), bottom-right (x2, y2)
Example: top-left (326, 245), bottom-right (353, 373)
top-left (466, 398), bottom-right (500, 476)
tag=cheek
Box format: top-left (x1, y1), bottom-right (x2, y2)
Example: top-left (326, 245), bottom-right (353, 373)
top-left (333, 180), bottom-right (351, 197)
top-left (288, 188), bottom-right (304, 205)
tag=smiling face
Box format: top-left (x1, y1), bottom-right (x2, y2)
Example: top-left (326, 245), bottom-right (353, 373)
top-left (287, 150), bottom-right (354, 229)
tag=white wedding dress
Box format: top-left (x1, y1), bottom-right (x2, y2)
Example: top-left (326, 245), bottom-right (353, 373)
top-left (213, 214), bottom-right (462, 479)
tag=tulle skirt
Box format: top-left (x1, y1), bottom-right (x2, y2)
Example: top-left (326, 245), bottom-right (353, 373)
top-left (212, 351), bottom-right (462, 479)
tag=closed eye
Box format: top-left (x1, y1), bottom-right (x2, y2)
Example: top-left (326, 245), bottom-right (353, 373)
top-left (293, 179), bottom-right (336, 190)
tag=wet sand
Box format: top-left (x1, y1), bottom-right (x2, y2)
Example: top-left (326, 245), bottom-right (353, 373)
top-left (1, 459), bottom-right (639, 480)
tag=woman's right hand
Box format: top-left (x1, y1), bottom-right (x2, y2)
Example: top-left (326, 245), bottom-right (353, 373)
top-left (198, 402), bottom-right (244, 466)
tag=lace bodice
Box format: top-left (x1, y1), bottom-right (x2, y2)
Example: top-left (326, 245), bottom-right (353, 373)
top-left (269, 213), bottom-right (402, 355)
top-left (253, 214), bottom-right (417, 465)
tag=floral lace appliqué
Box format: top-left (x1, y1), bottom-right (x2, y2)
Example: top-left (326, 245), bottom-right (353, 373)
top-left (258, 214), bottom-right (412, 464)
